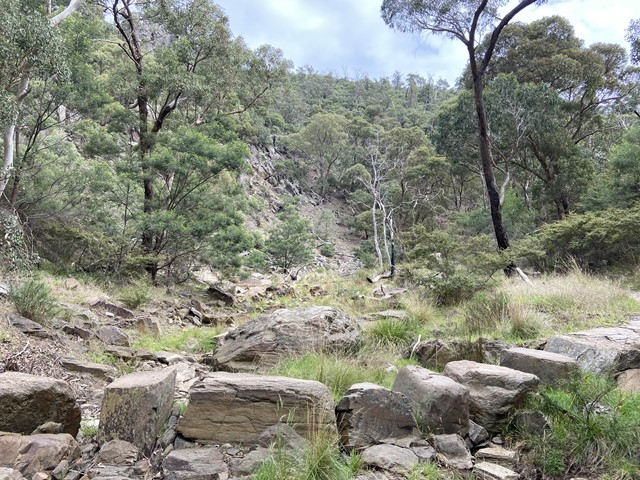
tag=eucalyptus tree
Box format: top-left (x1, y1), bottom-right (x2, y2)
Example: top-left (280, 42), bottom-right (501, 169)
top-left (381, 0), bottom-right (547, 253)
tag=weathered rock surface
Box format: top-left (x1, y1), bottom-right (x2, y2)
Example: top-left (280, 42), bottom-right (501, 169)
top-left (103, 303), bottom-right (135, 319)
top-left (617, 369), bottom-right (640, 393)
top-left (443, 360), bottom-right (539, 431)
top-left (228, 447), bottom-right (270, 477)
top-left (475, 447), bottom-right (518, 467)
top-left (545, 321), bottom-right (640, 374)
top-left (212, 306), bottom-right (360, 372)
top-left (0, 467), bottom-right (24, 480)
top-left (467, 420), bottom-right (489, 446)
top-left (257, 423), bottom-right (309, 451)
top-left (414, 339), bottom-right (510, 369)
top-left (96, 326), bottom-right (130, 347)
top-left (0, 434), bottom-right (80, 478)
top-left (177, 372), bottom-right (335, 445)
top-left (94, 440), bottom-right (139, 466)
top-left (162, 447), bottom-right (229, 480)
top-left (431, 434), bottom-right (473, 470)
top-left (59, 357), bottom-right (117, 379)
top-left (500, 347), bottom-right (578, 385)
top-left (360, 444), bottom-right (419, 475)
top-left (336, 382), bottom-right (417, 450)
top-left (98, 367), bottom-right (176, 455)
top-left (392, 365), bottom-right (469, 435)
top-left (474, 462), bottom-right (519, 480)
top-left (0, 372), bottom-right (80, 436)
top-left (8, 314), bottom-right (51, 338)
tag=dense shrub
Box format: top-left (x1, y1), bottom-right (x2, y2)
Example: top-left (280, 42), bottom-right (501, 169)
top-left (9, 277), bottom-right (59, 324)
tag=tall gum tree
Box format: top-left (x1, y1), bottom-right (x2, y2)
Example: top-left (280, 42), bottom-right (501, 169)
top-left (381, 0), bottom-right (548, 252)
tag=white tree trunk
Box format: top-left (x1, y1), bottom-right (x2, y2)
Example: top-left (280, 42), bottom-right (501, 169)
top-left (371, 203), bottom-right (383, 267)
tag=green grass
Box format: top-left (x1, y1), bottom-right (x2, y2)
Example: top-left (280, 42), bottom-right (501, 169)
top-left (133, 325), bottom-right (226, 353)
top-left (523, 374), bottom-right (640, 479)
top-left (271, 352), bottom-right (418, 400)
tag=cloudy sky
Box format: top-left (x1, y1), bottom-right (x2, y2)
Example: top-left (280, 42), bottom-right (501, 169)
top-left (214, 0), bottom-right (638, 85)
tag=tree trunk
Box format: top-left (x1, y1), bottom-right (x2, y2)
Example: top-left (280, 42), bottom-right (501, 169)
top-left (471, 73), bottom-right (510, 250)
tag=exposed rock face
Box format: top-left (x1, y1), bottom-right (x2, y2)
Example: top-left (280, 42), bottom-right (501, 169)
top-left (162, 447), bottom-right (229, 480)
top-left (59, 357), bottom-right (117, 379)
top-left (392, 365), bottom-right (469, 436)
top-left (335, 382), bottom-right (417, 451)
top-left (360, 444), bottom-right (419, 475)
top-left (545, 322), bottom-right (640, 374)
top-left (177, 372), bottom-right (335, 445)
top-left (0, 434), bottom-right (80, 478)
top-left (414, 339), bottom-right (510, 369)
top-left (0, 372), bottom-right (80, 436)
top-left (475, 447), bottom-right (518, 468)
top-left (8, 314), bottom-right (51, 338)
top-left (212, 306), bottom-right (361, 372)
top-left (0, 467), bottom-right (24, 480)
top-left (431, 434), bottom-right (473, 470)
top-left (98, 367), bottom-right (176, 455)
top-left (443, 360), bottom-right (539, 431)
top-left (617, 369), bottom-right (640, 393)
top-left (500, 347), bottom-right (579, 386)
top-left (94, 440), bottom-right (140, 466)
top-left (96, 326), bottom-right (130, 347)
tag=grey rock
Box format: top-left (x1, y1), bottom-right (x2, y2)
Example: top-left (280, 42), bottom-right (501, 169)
top-left (336, 382), bottom-right (417, 451)
top-left (59, 357), bottom-right (116, 379)
top-left (257, 423), bottom-right (309, 451)
top-left (228, 448), bottom-right (270, 477)
top-left (8, 314), bottom-right (51, 338)
top-left (360, 444), bottom-right (419, 475)
top-left (443, 360), bottom-right (539, 431)
top-left (61, 324), bottom-right (92, 339)
top-left (475, 447), bottom-right (518, 468)
top-left (0, 372), bottom-right (81, 436)
top-left (136, 316), bottom-right (161, 337)
top-left (500, 347), bottom-right (579, 385)
top-left (617, 369), bottom-right (640, 393)
top-left (155, 351), bottom-right (184, 365)
top-left (0, 434), bottom-right (80, 478)
top-left (212, 306), bottom-right (361, 372)
top-left (414, 339), bottom-right (510, 369)
top-left (207, 284), bottom-right (236, 306)
top-left (0, 467), bottom-right (25, 480)
top-left (432, 434), bottom-right (472, 470)
top-left (474, 461), bottom-right (519, 480)
top-left (96, 326), bottom-right (130, 347)
top-left (512, 411), bottom-right (549, 436)
top-left (468, 419), bottom-right (489, 445)
top-left (51, 459), bottom-right (69, 480)
top-left (162, 447), bottom-right (229, 480)
top-left (545, 325), bottom-right (640, 374)
top-left (411, 445), bottom-right (436, 462)
top-left (392, 365), bottom-right (469, 435)
top-left (94, 440), bottom-right (139, 466)
top-left (98, 367), bottom-right (176, 455)
top-left (103, 303), bottom-right (134, 319)
top-left (177, 372), bottom-right (335, 445)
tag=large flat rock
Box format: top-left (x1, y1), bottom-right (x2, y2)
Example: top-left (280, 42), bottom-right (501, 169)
top-left (392, 365), bottom-right (469, 435)
top-left (177, 372), bottom-right (336, 444)
top-left (545, 321), bottom-right (640, 374)
top-left (162, 447), bottom-right (228, 480)
top-left (98, 367), bottom-right (176, 455)
top-left (443, 360), bottom-right (539, 432)
top-left (500, 347), bottom-right (579, 386)
top-left (0, 372), bottom-right (80, 436)
top-left (212, 306), bottom-right (361, 372)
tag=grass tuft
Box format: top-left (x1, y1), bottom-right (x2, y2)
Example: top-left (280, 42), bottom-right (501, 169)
top-left (9, 277), bottom-right (59, 324)
top-left (133, 325), bottom-right (225, 353)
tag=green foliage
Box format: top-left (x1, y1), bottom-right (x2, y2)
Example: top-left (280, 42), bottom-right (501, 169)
top-left (0, 211), bottom-right (38, 272)
top-left (319, 243), bottom-right (336, 258)
top-left (118, 278), bottom-right (151, 309)
top-left (9, 277), bottom-right (59, 324)
top-left (265, 204), bottom-right (314, 272)
top-left (524, 374), bottom-right (640, 479)
top-left (403, 227), bottom-right (504, 306)
top-left (368, 318), bottom-right (425, 347)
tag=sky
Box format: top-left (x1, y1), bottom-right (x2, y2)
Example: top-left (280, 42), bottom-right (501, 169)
top-left (214, 0), bottom-right (639, 85)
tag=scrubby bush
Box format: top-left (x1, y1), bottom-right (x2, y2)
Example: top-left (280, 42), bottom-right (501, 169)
top-left (9, 277), bottom-right (59, 324)
top-left (265, 204), bottom-right (314, 273)
top-left (319, 242), bottom-right (336, 258)
top-left (119, 278), bottom-right (151, 309)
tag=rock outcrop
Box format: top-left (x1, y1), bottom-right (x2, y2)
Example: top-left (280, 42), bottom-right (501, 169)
top-left (336, 382), bottom-right (417, 450)
top-left (0, 372), bottom-right (80, 436)
top-left (0, 434), bottom-right (80, 479)
top-left (177, 372), bottom-right (336, 444)
top-left (212, 306), bottom-right (361, 372)
top-left (392, 365), bottom-right (469, 435)
top-left (443, 360), bottom-right (539, 431)
top-left (500, 347), bottom-right (579, 386)
top-left (98, 367), bottom-right (176, 455)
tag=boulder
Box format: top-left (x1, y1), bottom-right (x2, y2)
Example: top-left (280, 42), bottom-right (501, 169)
top-left (94, 440), bottom-right (139, 466)
top-left (360, 444), bottom-right (419, 475)
top-left (443, 360), bottom-right (539, 431)
top-left (617, 369), bottom-right (640, 393)
top-left (0, 434), bottom-right (80, 479)
top-left (545, 323), bottom-right (640, 374)
top-left (0, 372), bottom-right (80, 436)
top-left (392, 365), bottom-right (469, 435)
top-left (96, 326), bottom-right (130, 347)
top-left (61, 324), bottom-right (92, 340)
top-left (59, 357), bottom-right (116, 379)
top-left (0, 468), bottom-right (24, 480)
top-left (98, 367), bottom-right (176, 455)
top-left (474, 462), bottom-right (519, 480)
top-left (177, 372), bottom-right (335, 445)
top-left (431, 434), bottom-right (472, 470)
top-left (228, 447), bottom-right (270, 477)
top-left (335, 382), bottom-right (417, 450)
top-left (103, 303), bottom-right (134, 319)
top-left (500, 347), bottom-right (579, 385)
top-left (8, 314), bottom-right (51, 338)
top-left (162, 447), bottom-right (228, 480)
top-left (212, 306), bottom-right (361, 372)
top-left (136, 316), bottom-right (161, 337)
top-left (467, 419), bottom-right (489, 446)
top-left (475, 447), bottom-right (518, 468)
top-left (257, 423), bottom-right (309, 451)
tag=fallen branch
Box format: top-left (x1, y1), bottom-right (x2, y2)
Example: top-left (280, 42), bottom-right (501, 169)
top-left (367, 271), bottom-right (394, 283)
top-left (515, 267), bottom-right (534, 286)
